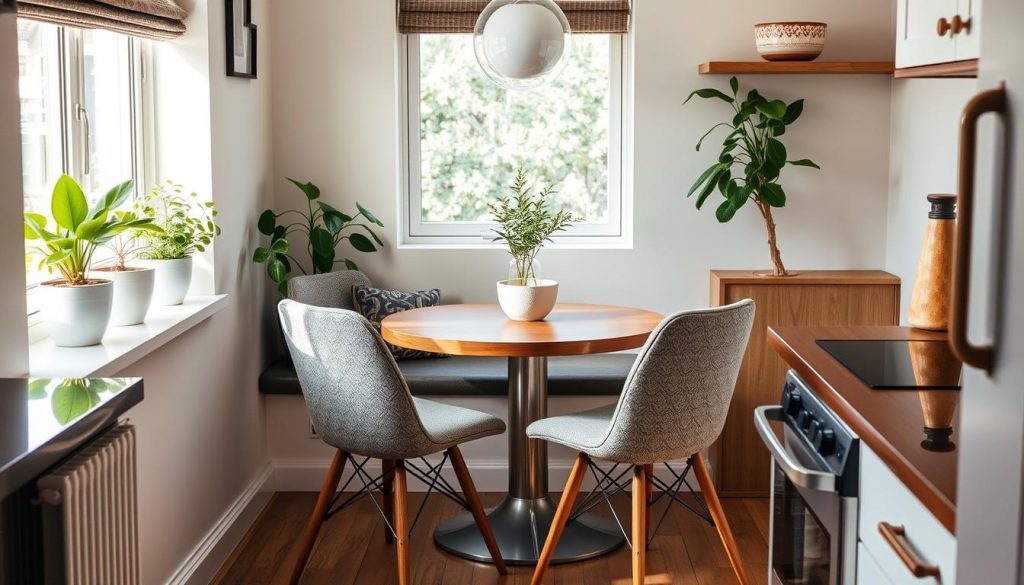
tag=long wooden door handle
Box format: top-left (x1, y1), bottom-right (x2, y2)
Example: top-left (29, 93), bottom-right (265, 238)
top-left (878, 522), bottom-right (941, 579)
top-left (951, 85), bottom-right (1006, 373)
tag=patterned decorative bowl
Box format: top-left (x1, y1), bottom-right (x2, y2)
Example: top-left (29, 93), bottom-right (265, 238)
top-left (754, 21), bottom-right (827, 62)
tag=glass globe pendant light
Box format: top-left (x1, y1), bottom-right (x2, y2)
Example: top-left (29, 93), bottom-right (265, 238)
top-left (473, 0), bottom-right (572, 91)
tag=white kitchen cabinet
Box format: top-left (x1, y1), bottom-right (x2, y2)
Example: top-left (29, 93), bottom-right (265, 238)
top-left (857, 543), bottom-right (895, 585)
top-left (859, 446), bottom-right (957, 585)
top-left (897, 0), bottom-right (981, 69)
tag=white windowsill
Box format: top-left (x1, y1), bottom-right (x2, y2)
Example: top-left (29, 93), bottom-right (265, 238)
top-left (29, 295), bottom-right (229, 378)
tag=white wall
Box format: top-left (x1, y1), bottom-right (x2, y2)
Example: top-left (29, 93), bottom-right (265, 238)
top-left (110, 0), bottom-right (275, 582)
top-left (265, 0), bottom-right (897, 487)
top-left (884, 78), bottom-right (977, 320)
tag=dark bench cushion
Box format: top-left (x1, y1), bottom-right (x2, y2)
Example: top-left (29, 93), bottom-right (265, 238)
top-left (260, 354), bottom-right (636, 397)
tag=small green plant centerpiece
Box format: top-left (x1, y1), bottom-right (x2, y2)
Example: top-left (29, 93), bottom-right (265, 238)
top-left (135, 180), bottom-right (221, 306)
top-left (253, 178), bottom-right (384, 297)
top-left (490, 169), bottom-right (574, 321)
top-left (685, 76), bottom-right (821, 276)
top-left (24, 175), bottom-right (160, 346)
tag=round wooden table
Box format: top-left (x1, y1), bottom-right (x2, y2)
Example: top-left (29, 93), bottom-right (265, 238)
top-left (381, 303), bottom-right (663, 565)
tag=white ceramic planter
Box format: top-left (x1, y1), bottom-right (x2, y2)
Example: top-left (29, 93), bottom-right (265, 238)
top-left (40, 280), bottom-right (113, 347)
top-left (91, 267), bottom-right (155, 326)
top-left (497, 279), bottom-right (559, 321)
top-left (138, 257), bottom-right (193, 306)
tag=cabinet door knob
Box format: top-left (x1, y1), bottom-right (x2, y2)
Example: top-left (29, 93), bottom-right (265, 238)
top-left (952, 14), bottom-right (972, 35)
top-left (936, 16), bottom-right (952, 36)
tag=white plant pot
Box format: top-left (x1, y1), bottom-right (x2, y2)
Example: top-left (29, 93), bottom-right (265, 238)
top-left (40, 279), bottom-right (113, 347)
top-left (91, 267), bottom-right (155, 326)
top-left (497, 279), bottom-right (559, 321)
top-left (138, 257), bottom-right (193, 306)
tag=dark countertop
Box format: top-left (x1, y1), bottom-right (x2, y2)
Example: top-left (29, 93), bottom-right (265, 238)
top-left (0, 377), bottom-right (143, 500)
top-left (768, 326), bottom-right (960, 534)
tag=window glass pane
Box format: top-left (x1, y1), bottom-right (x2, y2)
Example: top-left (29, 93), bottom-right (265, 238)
top-left (418, 34), bottom-right (610, 224)
top-left (17, 20), bottom-right (63, 287)
top-left (80, 29), bottom-right (134, 196)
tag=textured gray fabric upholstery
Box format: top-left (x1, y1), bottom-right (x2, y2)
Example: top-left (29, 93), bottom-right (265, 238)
top-left (286, 270), bottom-right (371, 310)
top-left (278, 299), bottom-right (506, 460)
top-left (527, 300), bottom-right (755, 464)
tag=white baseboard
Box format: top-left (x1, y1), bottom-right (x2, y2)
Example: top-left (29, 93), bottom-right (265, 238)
top-left (167, 463), bottom-right (274, 585)
top-left (270, 457), bottom-right (697, 493)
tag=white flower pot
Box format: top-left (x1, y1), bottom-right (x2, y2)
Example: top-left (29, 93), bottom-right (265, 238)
top-left (497, 278), bottom-right (559, 321)
top-left (40, 279), bottom-right (113, 347)
top-left (138, 257), bottom-right (193, 306)
top-left (91, 267), bottom-right (155, 326)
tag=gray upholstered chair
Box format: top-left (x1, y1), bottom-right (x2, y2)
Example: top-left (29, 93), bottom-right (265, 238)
top-left (278, 299), bottom-right (509, 584)
top-left (527, 300), bottom-right (756, 585)
top-left (287, 269), bottom-right (370, 309)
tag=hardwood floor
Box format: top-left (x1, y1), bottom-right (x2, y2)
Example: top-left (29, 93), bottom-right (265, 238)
top-left (213, 492), bottom-right (770, 585)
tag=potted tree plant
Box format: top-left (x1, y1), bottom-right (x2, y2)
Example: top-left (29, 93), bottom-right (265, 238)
top-left (135, 181), bottom-right (221, 306)
top-left (685, 76), bottom-right (820, 276)
top-left (91, 225), bottom-right (157, 326)
top-left (24, 175), bottom-right (160, 347)
top-left (252, 177), bottom-right (384, 296)
top-left (491, 169), bottom-right (574, 321)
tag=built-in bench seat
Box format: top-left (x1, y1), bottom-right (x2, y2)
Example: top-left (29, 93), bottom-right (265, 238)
top-left (259, 353), bottom-right (637, 397)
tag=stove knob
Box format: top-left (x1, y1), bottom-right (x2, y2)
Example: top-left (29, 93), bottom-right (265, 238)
top-left (809, 419), bottom-right (822, 441)
top-left (783, 392), bottom-right (803, 416)
top-left (796, 410), bottom-right (815, 430)
top-left (814, 428), bottom-right (836, 456)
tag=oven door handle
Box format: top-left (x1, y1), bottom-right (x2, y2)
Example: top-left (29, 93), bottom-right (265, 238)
top-left (754, 406), bottom-right (836, 492)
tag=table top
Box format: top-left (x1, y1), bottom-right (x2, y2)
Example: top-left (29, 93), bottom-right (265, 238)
top-left (381, 303), bottom-right (664, 357)
top-left (769, 326), bottom-right (960, 533)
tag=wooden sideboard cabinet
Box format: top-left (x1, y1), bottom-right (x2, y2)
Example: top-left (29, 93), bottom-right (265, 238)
top-left (709, 270), bottom-right (901, 497)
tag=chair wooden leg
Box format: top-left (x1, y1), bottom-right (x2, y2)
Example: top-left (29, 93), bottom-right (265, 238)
top-left (692, 453), bottom-right (751, 585)
top-left (644, 463), bottom-right (654, 543)
top-left (289, 449), bottom-right (347, 585)
top-left (529, 453), bottom-right (589, 585)
top-left (632, 465), bottom-right (647, 585)
top-left (448, 446), bottom-right (508, 575)
top-left (393, 460), bottom-right (411, 585)
top-left (382, 459), bottom-right (395, 544)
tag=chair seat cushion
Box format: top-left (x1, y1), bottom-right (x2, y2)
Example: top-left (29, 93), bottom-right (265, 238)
top-left (525, 404), bottom-right (616, 452)
top-left (259, 354), bottom-right (636, 396)
top-left (413, 397), bottom-right (506, 448)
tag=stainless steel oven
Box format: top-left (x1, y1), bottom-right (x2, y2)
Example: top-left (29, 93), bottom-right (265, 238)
top-left (755, 371), bottom-right (860, 585)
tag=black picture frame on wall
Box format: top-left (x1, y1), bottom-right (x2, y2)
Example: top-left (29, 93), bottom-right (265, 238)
top-left (225, 0), bottom-right (256, 78)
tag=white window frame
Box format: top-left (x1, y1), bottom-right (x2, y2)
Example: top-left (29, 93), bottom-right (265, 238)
top-left (23, 25), bottom-right (148, 341)
top-left (398, 33), bottom-right (633, 249)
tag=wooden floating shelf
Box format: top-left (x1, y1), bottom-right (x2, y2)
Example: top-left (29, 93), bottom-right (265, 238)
top-left (894, 59), bottom-right (978, 79)
top-left (699, 61), bottom-right (896, 75)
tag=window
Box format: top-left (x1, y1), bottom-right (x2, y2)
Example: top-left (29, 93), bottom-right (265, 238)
top-left (401, 33), bottom-right (631, 246)
top-left (17, 20), bottom-right (144, 290)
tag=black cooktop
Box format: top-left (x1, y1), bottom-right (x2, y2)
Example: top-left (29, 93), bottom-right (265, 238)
top-left (816, 339), bottom-right (962, 390)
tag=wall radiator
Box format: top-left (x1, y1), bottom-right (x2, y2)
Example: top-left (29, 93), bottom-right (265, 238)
top-left (36, 424), bottom-right (139, 585)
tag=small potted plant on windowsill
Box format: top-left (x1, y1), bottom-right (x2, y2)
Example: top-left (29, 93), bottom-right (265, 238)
top-left (491, 169), bottom-right (574, 321)
top-left (135, 181), bottom-right (221, 306)
top-left (91, 227), bottom-right (158, 327)
top-left (24, 176), bottom-right (161, 347)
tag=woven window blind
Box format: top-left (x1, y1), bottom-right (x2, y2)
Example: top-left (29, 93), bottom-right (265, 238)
top-left (398, 0), bottom-right (630, 34)
top-left (16, 0), bottom-right (187, 40)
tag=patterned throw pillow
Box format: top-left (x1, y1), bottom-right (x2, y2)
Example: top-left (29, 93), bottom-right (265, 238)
top-left (352, 285), bottom-right (448, 361)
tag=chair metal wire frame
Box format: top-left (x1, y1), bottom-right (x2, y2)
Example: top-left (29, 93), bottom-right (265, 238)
top-left (567, 456), bottom-right (715, 548)
top-left (322, 451), bottom-right (471, 540)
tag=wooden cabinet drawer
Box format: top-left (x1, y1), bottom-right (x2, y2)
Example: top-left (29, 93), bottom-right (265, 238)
top-left (858, 542), bottom-right (895, 585)
top-left (859, 446), bottom-right (956, 585)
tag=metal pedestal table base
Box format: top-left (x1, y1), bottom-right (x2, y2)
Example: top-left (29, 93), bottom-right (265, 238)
top-left (434, 356), bottom-right (626, 564)
top-left (434, 496), bottom-right (623, 565)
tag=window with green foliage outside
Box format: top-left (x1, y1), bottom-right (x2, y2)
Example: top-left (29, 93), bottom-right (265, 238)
top-left (403, 33), bottom-right (629, 244)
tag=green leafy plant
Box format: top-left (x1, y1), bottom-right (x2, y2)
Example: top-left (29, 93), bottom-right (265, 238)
top-left (28, 378), bottom-right (127, 425)
top-left (23, 175), bottom-right (161, 286)
top-left (490, 169), bottom-right (575, 283)
top-left (685, 76), bottom-right (821, 276)
top-left (253, 178), bottom-right (384, 296)
top-left (135, 181), bottom-right (220, 260)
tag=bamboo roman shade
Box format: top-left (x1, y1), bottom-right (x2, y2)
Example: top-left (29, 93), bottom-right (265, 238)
top-left (398, 0), bottom-right (630, 34)
top-left (16, 0), bottom-right (187, 40)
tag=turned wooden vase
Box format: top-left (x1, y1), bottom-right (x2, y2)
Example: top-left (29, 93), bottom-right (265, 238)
top-left (909, 194), bottom-right (957, 331)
